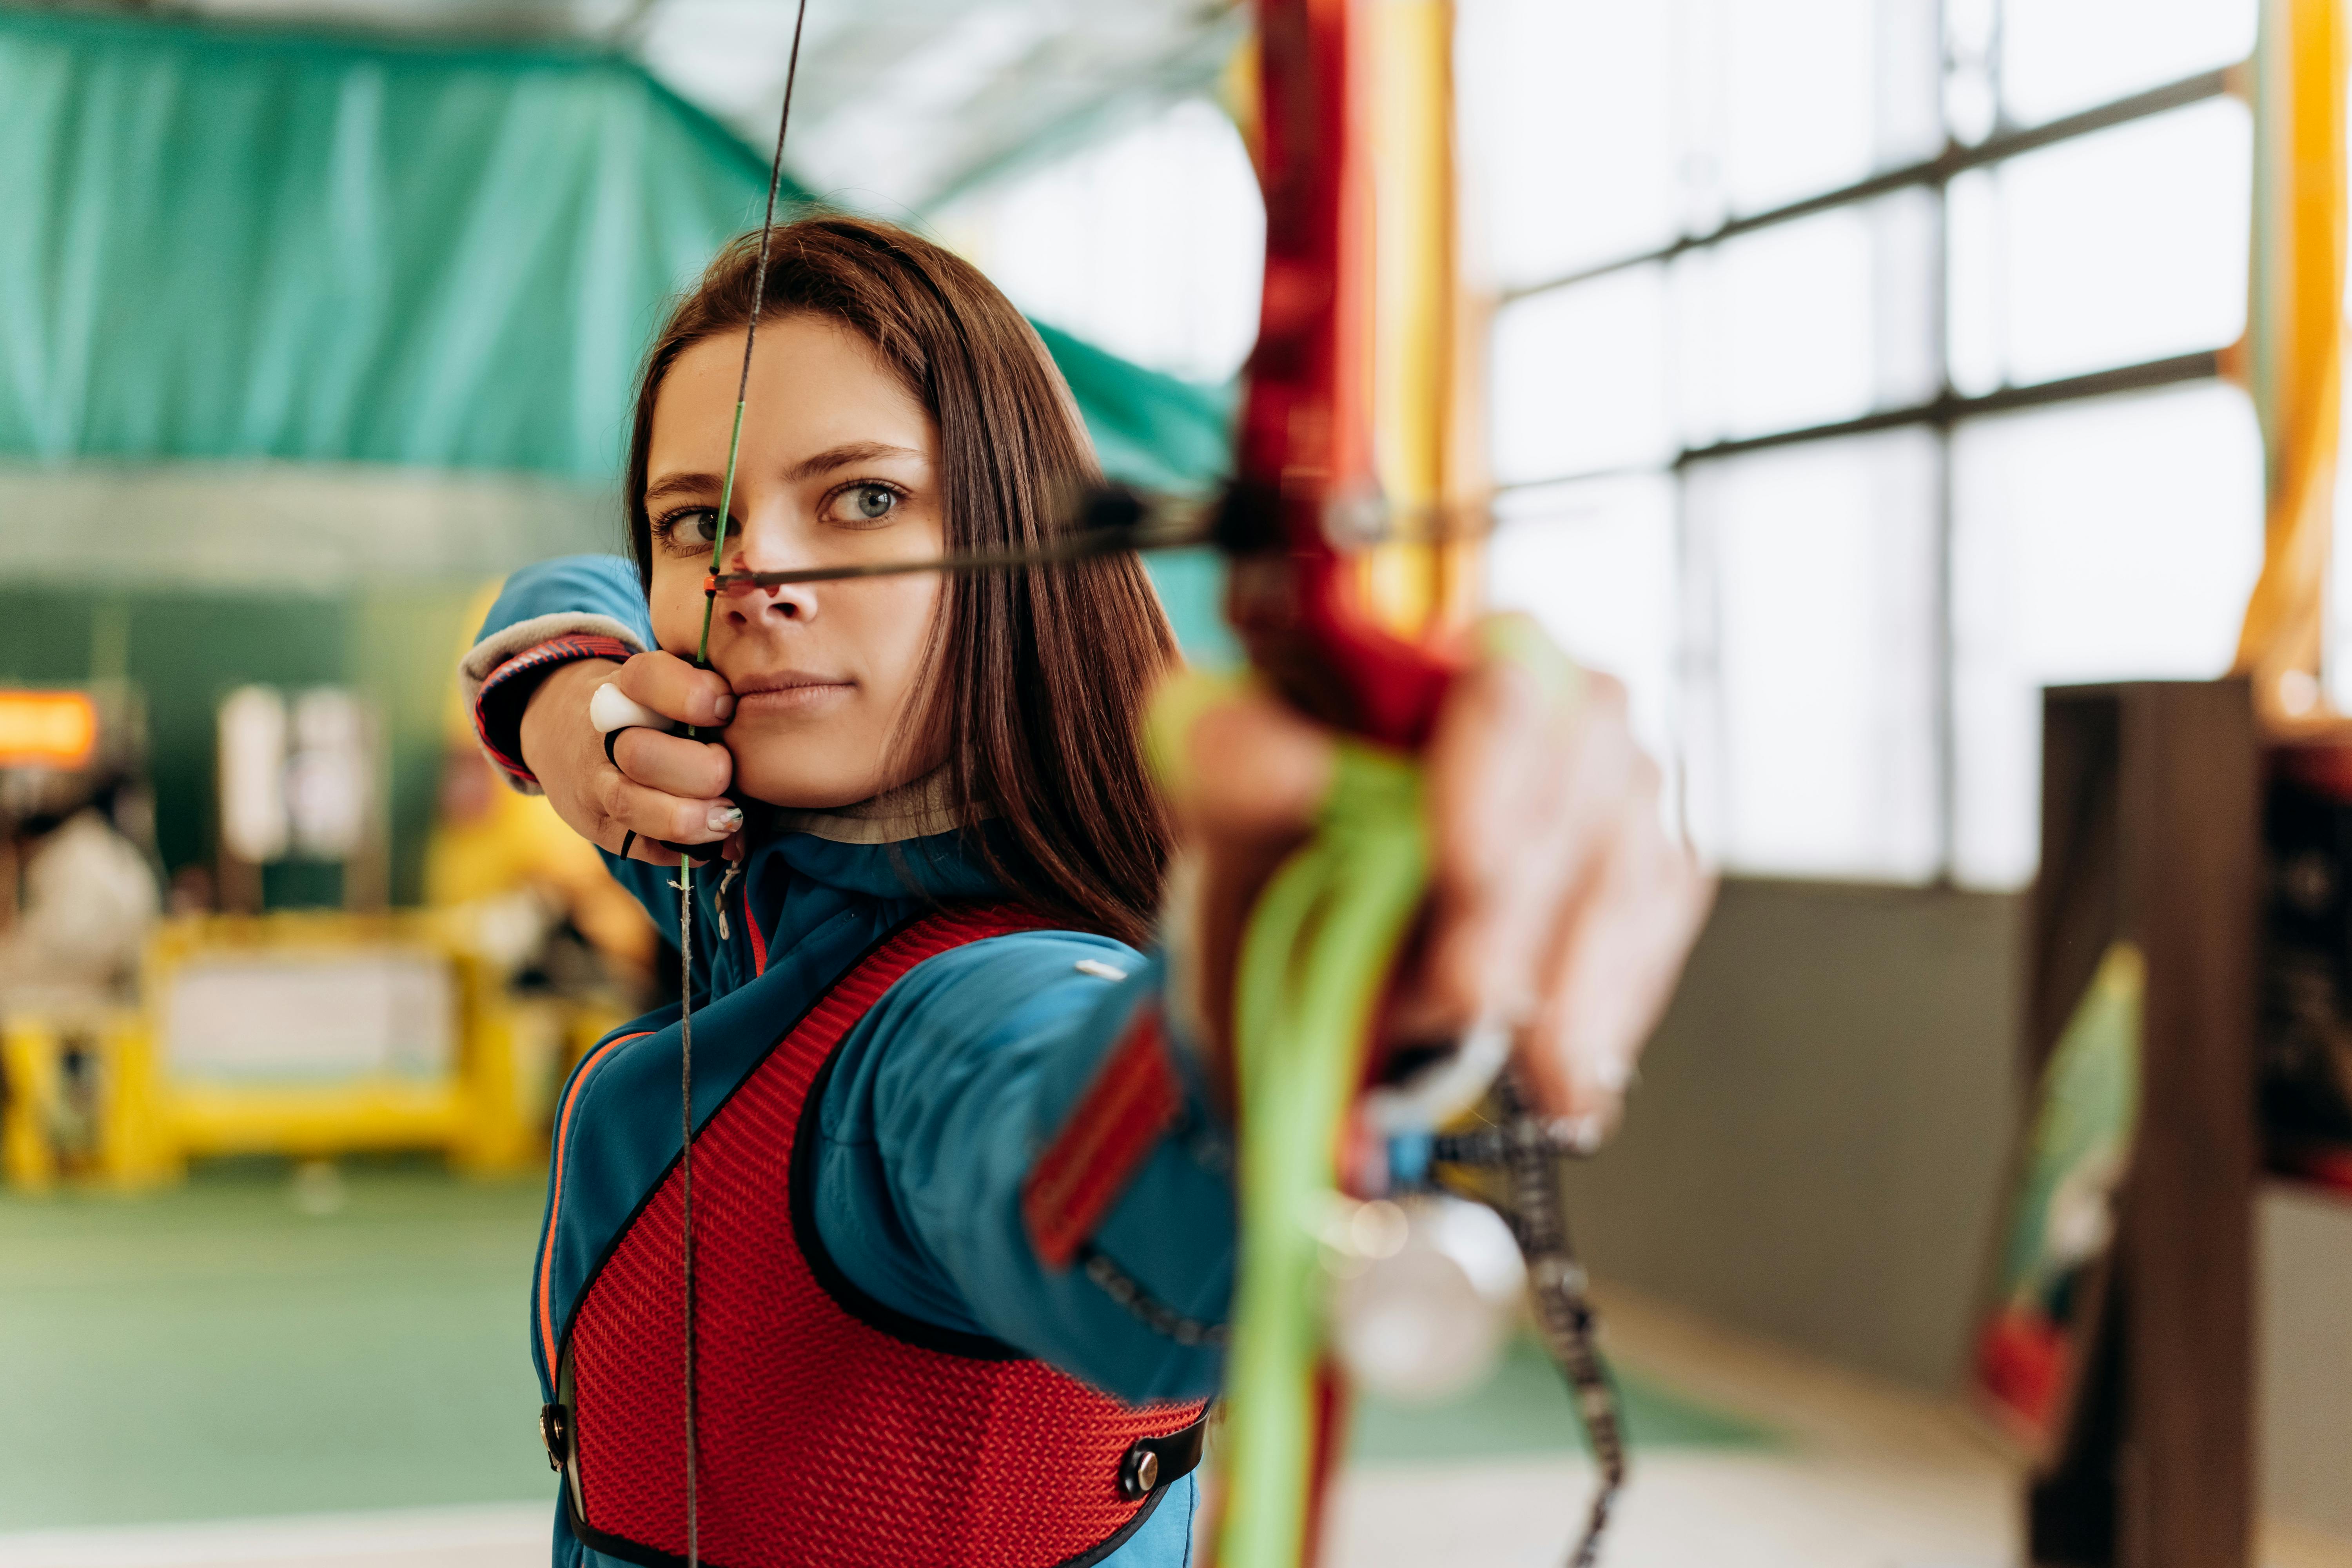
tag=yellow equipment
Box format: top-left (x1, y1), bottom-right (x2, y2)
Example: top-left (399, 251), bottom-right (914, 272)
top-left (1, 910), bottom-right (624, 1193)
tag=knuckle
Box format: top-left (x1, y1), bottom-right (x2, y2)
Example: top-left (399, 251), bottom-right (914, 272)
top-left (619, 650), bottom-right (675, 697)
top-left (646, 735), bottom-right (714, 793)
top-left (1627, 749), bottom-right (1663, 797)
top-left (1466, 658), bottom-right (1535, 721)
top-left (644, 736), bottom-right (690, 789)
top-left (1583, 671), bottom-right (1630, 715)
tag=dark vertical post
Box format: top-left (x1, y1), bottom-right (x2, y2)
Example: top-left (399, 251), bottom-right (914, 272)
top-left (2025, 681), bottom-right (2256, 1568)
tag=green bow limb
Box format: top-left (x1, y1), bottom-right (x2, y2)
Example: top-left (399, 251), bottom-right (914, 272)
top-left (1216, 741), bottom-right (1430, 1568)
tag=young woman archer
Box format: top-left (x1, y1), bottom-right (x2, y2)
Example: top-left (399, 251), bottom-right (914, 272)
top-left (460, 214), bottom-right (1710, 1568)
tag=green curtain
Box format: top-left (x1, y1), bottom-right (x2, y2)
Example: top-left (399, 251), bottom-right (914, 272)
top-left (0, 8), bottom-right (1232, 492)
top-left (0, 10), bottom-right (1245, 901)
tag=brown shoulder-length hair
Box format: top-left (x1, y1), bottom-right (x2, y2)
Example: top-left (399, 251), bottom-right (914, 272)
top-left (624, 214), bottom-right (1179, 947)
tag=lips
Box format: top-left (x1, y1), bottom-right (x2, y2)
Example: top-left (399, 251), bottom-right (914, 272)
top-left (731, 671), bottom-right (855, 713)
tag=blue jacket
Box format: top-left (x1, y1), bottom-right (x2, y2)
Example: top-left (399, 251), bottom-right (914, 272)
top-left (477, 557), bottom-right (1233, 1568)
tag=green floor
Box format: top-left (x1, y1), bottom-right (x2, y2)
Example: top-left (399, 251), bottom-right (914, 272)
top-left (0, 1166), bottom-right (1769, 1532)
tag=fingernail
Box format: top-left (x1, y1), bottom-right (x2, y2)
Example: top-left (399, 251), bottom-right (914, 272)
top-left (713, 695), bottom-right (735, 720)
top-left (707, 801), bottom-right (744, 833)
top-left (1593, 1055), bottom-right (1630, 1094)
top-left (1541, 1112), bottom-right (1606, 1154)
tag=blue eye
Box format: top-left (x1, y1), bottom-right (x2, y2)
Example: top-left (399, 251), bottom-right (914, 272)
top-left (659, 508), bottom-right (722, 546)
top-left (823, 483), bottom-right (903, 527)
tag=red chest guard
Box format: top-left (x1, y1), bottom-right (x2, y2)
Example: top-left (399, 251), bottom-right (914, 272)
top-left (550, 906), bottom-right (1210, 1568)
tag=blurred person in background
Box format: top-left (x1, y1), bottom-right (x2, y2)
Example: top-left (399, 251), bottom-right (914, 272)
top-left (0, 767), bottom-right (161, 1169)
top-left (0, 769), bottom-right (161, 1013)
top-left (427, 739), bottom-right (657, 1000)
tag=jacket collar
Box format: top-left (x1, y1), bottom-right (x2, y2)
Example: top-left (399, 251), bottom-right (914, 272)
top-left (743, 768), bottom-right (1004, 905)
top-left (765, 768), bottom-right (971, 846)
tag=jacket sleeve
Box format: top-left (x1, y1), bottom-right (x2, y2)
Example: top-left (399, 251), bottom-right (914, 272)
top-left (452, 553), bottom-right (684, 949)
top-left (460, 554), bottom-right (655, 793)
top-left (808, 931), bottom-right (1232, 1404)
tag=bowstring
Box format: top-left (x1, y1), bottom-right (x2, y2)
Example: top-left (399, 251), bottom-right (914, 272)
top-left (679, 4), bottom-right (808, 1563)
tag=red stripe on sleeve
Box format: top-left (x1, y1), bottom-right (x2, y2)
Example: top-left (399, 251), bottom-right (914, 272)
top-left (1021, 1005), bottom-right (1185, 1271)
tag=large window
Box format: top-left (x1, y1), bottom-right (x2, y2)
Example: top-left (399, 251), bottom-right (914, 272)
top-left (1465, 0), bottom-right (2260, 887)
top-left (940, 98), bottom-right (1266, 385)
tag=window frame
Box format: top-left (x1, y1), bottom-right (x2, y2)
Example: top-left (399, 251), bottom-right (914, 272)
top-left (1489, 49), bottom-right (2245, 883)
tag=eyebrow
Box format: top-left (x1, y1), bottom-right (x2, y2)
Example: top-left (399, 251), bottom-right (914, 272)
top-left (644, 471), bottom-right (723, 504)
top-left (643, 442), bottom-right (926, 505)
top-left (783, 441), bottom-right (925, 481)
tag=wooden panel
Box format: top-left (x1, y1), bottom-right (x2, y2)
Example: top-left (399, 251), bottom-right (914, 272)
top-left (2026, 681), bottom-right (2256, 1568)
top-left (2116, 681), bottom-right (2256, 1568)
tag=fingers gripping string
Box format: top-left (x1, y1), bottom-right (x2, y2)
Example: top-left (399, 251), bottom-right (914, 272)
top-left (678, 5), bottom-right (808, 1566)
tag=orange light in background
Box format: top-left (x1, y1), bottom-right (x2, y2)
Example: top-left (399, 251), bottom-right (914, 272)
top-left (0, 691), bottom-right (98, 769)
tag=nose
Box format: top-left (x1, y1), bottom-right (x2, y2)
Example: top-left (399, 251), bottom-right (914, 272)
top-left (719, 530), bottom-right (818, 627)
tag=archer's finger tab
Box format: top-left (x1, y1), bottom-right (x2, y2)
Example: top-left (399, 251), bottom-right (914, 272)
top-left (589, 681), bottom-right (677, 735)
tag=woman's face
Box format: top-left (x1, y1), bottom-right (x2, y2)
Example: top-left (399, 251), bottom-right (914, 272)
top-left (644, 314), bottom-right (947, 809)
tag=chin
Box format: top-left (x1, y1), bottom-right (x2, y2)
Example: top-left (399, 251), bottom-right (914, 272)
top-left (733, 763), bottom-right (879, 812)
top-left (724, 713), bottom-right (941, 812)
top-left (721, 715), bottom-right (870, 810)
